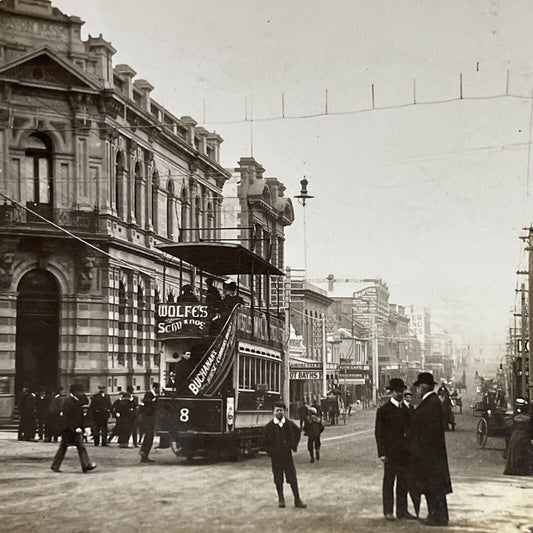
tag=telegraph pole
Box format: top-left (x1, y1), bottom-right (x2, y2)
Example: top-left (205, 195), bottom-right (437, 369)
top-left (371, 314), bottom-right (379, 405)
top-left (322, 315), bottom-right (328, 396)
top-left (524, 227), bottom-right (533, 401)
top-left (521, 283), bottom-right (528, 398)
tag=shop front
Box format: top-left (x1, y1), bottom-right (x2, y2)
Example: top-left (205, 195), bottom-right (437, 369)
top-left (289, 356), bottom-right (323, 419)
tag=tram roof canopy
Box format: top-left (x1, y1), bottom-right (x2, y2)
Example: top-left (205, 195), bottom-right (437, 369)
top-left (157, 242), bottom-right (285, 276)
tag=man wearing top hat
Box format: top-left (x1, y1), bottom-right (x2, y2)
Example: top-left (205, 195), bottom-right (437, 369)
top-left (409, 372), bottom-right (452, 526)
top-left (375, 378), bottom-right (415, 521)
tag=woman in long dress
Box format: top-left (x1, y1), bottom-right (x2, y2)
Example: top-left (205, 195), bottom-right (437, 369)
top-left (504, 398), bottom-right (531, 476)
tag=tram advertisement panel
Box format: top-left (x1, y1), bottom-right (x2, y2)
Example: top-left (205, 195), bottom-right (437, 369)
top-left (156, 397), bottom-right (223, 433)
top-left (186, 309), bottom-right (238, 396)
top-left (156, 303), bottom-right (211, 340)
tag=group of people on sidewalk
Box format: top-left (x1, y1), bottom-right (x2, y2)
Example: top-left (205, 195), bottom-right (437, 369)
top-left (375, 372), bottom-right (452, 527)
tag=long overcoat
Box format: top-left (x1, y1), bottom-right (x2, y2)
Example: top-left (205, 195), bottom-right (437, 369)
top-left (375, 400), bottom-right (410, 466)
top-left (407, 392), bottom-right (452, 496)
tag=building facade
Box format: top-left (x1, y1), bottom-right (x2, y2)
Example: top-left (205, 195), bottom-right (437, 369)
top-left (0, 0), bottom-right (232, 418)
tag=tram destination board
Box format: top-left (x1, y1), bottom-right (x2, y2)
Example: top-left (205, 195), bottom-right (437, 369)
top-left (156, 397), bottom-right (223, 434)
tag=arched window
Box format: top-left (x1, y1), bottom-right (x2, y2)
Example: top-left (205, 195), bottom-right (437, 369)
top-left (115, 151), bottom-right (125, 218)
top-left (166, 180), bottom-right (174, 239)
top-left (117, 281), bottom-right (127, 366)
top-left (134, 161), bottom-right (143, 225)
top-left (25, 133), bottom-right (53, 209)
top-left (151, 170), bottom-right (159, 232)
top-left (136, 285), bottom-right (144, 366)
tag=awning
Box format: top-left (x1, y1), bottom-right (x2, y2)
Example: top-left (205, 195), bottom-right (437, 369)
top-left (158, 242), bottom-right (284, 276)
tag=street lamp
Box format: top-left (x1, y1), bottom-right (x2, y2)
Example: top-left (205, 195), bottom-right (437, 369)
top-left (294, 177), bottom-right (314, 277)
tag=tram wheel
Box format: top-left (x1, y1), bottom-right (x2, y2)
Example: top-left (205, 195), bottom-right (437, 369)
top-left (476, 418), bottom-right (488, 448)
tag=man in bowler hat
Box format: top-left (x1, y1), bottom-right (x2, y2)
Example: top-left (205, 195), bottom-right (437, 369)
top-left (262, 401), bottom-right (307, 509)
top-left (375, 378), bottom-right (416, 521)
top-left (51, 383), bottom-right (96, 473)
top-left (409, 372), bottom-right (452, 526)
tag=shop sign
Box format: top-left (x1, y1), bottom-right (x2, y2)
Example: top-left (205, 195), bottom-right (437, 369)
top-left (156, 303), bottom-right (211, 340)
top-left (290, 371), bottom-right (321, 380)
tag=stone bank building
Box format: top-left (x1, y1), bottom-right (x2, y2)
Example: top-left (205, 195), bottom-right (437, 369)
top-left (0, 0), bottom-right (242, 419)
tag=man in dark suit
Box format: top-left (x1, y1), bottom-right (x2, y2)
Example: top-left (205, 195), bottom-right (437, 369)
top-left (89, 384), bottom-right (111, 446)
top-left (51, 383), bottom-right (96, 473)
top-left (375, 378), bottom-right (415, 521)
top-left (409, 372), bottom-right (452, 526)
top-left (139, 382), bottom-right (160, 463)
top-left (262, 401), bottom-right (307, 509)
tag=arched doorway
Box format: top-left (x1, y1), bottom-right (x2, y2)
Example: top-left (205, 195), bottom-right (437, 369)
top-left (15, 270), bottom-right (59, 394)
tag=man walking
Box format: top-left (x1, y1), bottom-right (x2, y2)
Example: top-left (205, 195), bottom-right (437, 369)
top-left (409, 372), bottom-right (452, 526)
top-left (375, 378), bottom-right (415, 521)
top-left (89, 384), bottom-right (111, 446)
top-left (262, 401), bottom-right (307, 509)
top-left (51, 383), bottom-right (96, 473)
top-left (139, 382), bottom-right (159, 463)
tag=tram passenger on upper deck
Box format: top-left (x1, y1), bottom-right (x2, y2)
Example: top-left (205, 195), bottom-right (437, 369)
top-left (221, 280), bottom-right (244, 315)
top-left (177, 284), bottom-right (199, 303)
top-left (206, 278), bottom-right (222, 307)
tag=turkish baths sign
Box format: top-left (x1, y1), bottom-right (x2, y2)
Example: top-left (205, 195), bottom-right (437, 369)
top-left (156, 303), bottom-right (211, 340)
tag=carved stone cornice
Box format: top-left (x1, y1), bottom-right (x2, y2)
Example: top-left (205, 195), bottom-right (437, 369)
top-left (97, 122), bottom-right (119, 143)
top-left (72, 117), bottom-right (92, 136)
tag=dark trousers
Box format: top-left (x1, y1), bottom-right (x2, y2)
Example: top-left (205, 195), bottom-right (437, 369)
top-left (426, 493), bottom-right (449, 525)
top-left (382, 462), bottom-right (408, 517)
top-left (307, 436), bottom-right (321, 459)
top-left (271, 451), bottom-right (302, 503)
top-left (92, 420), bottom-right (108, 446)
top-left (51, 432), bottom-right (92, 471)
top-left (140, 417), bottom-right (154, 457)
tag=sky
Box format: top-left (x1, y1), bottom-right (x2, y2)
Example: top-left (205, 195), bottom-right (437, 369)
top-left (53, 0), bottom-right (533, 359)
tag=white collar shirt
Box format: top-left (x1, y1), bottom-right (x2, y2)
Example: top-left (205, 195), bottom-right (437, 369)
top-left (422, 390), bottom-right (436, 401)
top-left (390, 398), bottom-right (401, 408)
top-left (273, 417), bottom-right (286, 427)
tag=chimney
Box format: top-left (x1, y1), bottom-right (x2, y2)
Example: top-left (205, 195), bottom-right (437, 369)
top-left (133, 79), bottom-right (154, 111)
top-left (114, 64), bottom-right (137, 99)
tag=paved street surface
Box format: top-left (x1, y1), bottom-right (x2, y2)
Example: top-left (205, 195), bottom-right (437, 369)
top-left (1, 408), bottom-right (532, 533)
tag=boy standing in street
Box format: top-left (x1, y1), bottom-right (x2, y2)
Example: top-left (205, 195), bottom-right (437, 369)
top-left (303, 406), bottom-right (324, 463)
top-left (263, 401), bottom-right (307, 509)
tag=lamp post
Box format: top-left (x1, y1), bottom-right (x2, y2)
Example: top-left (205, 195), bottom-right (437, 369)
top-left (294, 177), bottom-right (314, 278)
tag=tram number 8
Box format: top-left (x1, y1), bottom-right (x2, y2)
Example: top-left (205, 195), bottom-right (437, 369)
top-left (179, 407), bottom-right (190, 422)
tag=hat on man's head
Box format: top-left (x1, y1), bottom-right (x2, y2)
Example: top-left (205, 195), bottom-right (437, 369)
top-left (403, 390), bottom-right (413, 397)
top-left (70, 383), bottom-right (84, 394)
top-left (388, 378), bottom-right (407, 392)
top-left (273, 401), bottom-right (287, 410)
top-left (309, 407), bottom-right (318, 415)
top-left (413, 372), bottom-right (437, 387)
top-left (515, 397), bottom-right (527, 406)
top-left (181, 284), bottom-right (192, 292)
top-left (224, 280), bottom-right (237, 290)
top-left (98, 384), bottom-right (105, 390)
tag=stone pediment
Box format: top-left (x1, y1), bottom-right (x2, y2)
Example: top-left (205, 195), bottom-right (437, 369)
top-left (0, 47), bottom-right (100, 92)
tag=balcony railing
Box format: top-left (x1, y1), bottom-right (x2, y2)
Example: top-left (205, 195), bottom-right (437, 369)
top-left (0, 203), bottom-right (99, 232)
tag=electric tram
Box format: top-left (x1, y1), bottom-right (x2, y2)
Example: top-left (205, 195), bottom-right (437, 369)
top-left (154, 242), bottom-right (286, 461)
